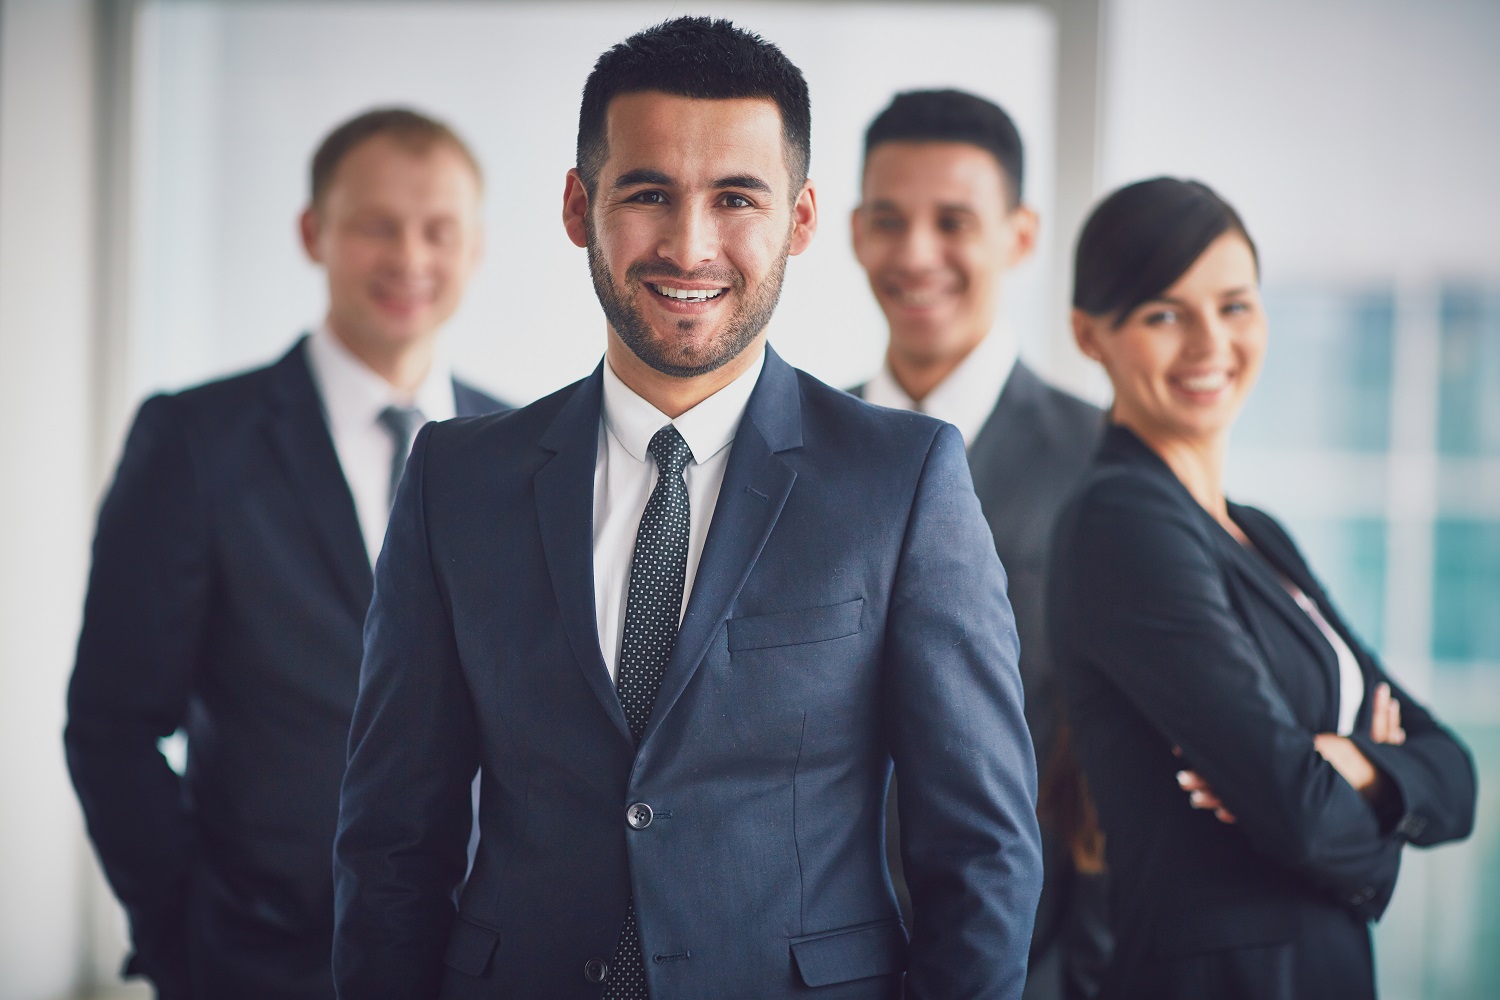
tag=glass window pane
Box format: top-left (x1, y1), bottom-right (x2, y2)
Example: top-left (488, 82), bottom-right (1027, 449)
top-left (1237, 288), bottom-right (1395, 452)
top-left (1439, 288), bottom-right (1500, 458)
top-left (1432, 520), bottom-right (1500, 662)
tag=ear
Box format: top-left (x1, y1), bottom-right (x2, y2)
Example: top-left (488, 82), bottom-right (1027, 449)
top-left (849, 203), bottom-right (867, 257)
top-left (787, 179), bottom-right (818, 257)
top-left (1071, 307), bottom-right (1105, 362)
top-left (562, 169), bottom-right (590, 249)
top-left (1005, 204), bottom-right (1039, 268)
top-left (299, 206), bottom-right (323, 263)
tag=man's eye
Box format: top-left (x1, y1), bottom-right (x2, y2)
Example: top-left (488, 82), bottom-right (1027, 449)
top-left (356, 220), bottom-right (396, 238)
top-left (630, 190), bottom-right (667, 205)
top-left (938, 216), bottom-right (968, 234)
top-left (871, 216), bottom-right (904, 233)
top-left (722, 193), bottom-right (753, 209)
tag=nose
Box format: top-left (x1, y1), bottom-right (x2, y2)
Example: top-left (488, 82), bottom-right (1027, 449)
top-left (891, 221), bottom-right (942, 273)
top-left (389, 225), bottom-right (431, 275)
top-left (1185, 309), bottom-right (1231, 357)
top-left (658, 201), bottom-right (718, 271)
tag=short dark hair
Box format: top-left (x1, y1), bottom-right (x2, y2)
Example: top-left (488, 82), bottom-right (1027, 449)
top-left (576, 17), bottom-right (812, 196)
top-left (863, 89), bottom-right (1025, 206)
top-left (309, 107), bottom-right (482, 207)
top-left (1072, 177), bottom-right (1258, 326)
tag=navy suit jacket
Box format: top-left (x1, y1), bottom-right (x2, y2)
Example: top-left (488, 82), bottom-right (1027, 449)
top-left (856, 363), bottom-right (1108, 1000)
top-left (65, 337), bottom-right (506, 999)
top-left (333, 346), bottom-right (1043, 999)
top-left (1048, 425), bottom-right (1476, 1000)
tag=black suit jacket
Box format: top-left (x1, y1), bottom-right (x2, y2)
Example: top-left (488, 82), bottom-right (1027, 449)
top-left (1048, 424), bottom-right (1477, 1000)
top-left (854, 361), bottom-right (1108, 1000)
top-left (65, 337), bottom-right (506, 999)
top-left (333, 346), bottom-right (1043, 999)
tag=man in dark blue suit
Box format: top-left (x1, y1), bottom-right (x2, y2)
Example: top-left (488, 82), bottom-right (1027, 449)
top-left (333, 19), bottom-right (1042, 1000)
top-left (848, 91), bottom-right (1108, 1000)
top-left (65, 108), bottom-right (507, 999)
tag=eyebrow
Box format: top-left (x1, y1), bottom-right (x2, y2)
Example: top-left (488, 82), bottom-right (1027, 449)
top-left (611, 169), bottom-right (773, 194)
top-left (865, 199), bottom-right (977, 215)
top-left (1143, 286), bottom-right (1255, 308)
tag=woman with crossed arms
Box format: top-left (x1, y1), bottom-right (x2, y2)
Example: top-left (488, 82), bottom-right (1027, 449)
top-left (1048, 177), bottom-right (1476, 999)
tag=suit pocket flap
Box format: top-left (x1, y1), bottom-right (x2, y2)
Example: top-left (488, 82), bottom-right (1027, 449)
top-left (728, 598), bottom-right (864, 652)
top-left (1153, 902), bottom-right (1294, 958)
top-left (442, 916), bottom-right (500, 977)
top-left (790, 918), bottom-right (906, 987)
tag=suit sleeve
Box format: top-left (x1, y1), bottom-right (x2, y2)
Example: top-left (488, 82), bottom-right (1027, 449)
top-left (333, 422), bottom-right (479, 999)
top-left (1061, 472), bottom-right (1406, 917)
top-left (1254, 518), bottom-right (1480, 850)
top-left (886, 423), bottom-right (1043, 1000)
top-left (64, 394), bottom-right (209, 997)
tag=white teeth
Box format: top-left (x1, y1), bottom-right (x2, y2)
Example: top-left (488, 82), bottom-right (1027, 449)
top-left (1179, 373), bottom-right (1229, 392)
top-left (651, 284), bottom-right (724, 301)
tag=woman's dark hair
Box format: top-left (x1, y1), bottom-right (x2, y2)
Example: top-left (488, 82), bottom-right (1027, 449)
top-left (1072, 177), bottom-right (1257, 327)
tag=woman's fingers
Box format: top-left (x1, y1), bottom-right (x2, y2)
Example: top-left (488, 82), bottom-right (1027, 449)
top-left (1176, 770), bottom-right (1235, 821)
top-left (1371, 683), bottom-right (1391, 742)
top-left (1389, 697), bottom-right (1406, 746)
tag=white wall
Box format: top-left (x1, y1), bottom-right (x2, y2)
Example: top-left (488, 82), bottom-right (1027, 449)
top-left (1100, 0), bottom-right (1500, 286)
top-left (128, 1), bottom-right (1058, 413)
top-left (0, 0), bottom-right (96, 996)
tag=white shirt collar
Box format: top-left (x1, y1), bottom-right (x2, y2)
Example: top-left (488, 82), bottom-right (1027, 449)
top-left (600, 345), bottom-right (767, 466)
top-left (307, 324), bottom-right (456, 428)
top-left (862, 324), bottom-right (1018, 447)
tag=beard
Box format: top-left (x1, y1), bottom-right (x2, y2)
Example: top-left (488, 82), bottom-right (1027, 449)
top-left (586, 215), bottom-right (790, 379)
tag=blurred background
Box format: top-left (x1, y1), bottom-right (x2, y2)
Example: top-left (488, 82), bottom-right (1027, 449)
top-left (0, 0), bottom-right (1495, 997)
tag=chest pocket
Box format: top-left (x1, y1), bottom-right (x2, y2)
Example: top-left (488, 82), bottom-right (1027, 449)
top-left (727, 598), bottom-right (864, 652)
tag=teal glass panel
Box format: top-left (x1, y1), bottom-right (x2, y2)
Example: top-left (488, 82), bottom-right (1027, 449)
top-left (1439, 288), bottom-right (1500, 458)
top-left (1432, 520), bottom-right (1500, 662)
top-left (1238, 288), bottom-right (1394, 452)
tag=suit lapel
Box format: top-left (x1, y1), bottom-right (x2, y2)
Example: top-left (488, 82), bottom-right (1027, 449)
top-left (1217, 512), bottom-right (1341, 723)
top-left (264, 337), bottom-right (374, 618)
top-left (640, 348), bottom-right (802, 747)
top-left (534, 367), bottom-right (634, 747)
top-left (966, 363), bottom-right (1043, 541)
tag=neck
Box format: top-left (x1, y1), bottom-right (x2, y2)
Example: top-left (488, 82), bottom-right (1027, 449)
top-left (886, 326), bottom-right (993, 404)
top-left (326, 318), bottom-right (435, 398)
top-left (606, 331), bottom-right (764, 419)
top-left (1122, 417), bottom-right (1233, 525)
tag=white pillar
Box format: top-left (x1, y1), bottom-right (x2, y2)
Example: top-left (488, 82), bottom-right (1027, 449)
top-left (0, 0), bottom-right (98, 995)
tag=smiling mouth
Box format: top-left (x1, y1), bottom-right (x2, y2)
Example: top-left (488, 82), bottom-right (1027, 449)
top-left (1175, 372), bottom-right (1230, 392)
top-left (888, 288), bottom-right (952, 308)
top-left (650, 283), bottom-right (726, 302)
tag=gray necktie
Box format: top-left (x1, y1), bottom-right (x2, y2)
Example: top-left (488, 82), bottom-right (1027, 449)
top-left (602, 424), bottom-right (693, 1000)
top-left (376, 405), bottom-right (425, 508)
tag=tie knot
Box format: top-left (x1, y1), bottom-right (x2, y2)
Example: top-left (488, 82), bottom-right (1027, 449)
top-left (647, 424), bottom-right (693, 479)
top-left (378, 405), bottom-right (424, 442)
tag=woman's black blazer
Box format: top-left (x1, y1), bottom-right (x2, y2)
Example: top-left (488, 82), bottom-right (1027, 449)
top-left (1048, 424), bottom-right (1476, 1000)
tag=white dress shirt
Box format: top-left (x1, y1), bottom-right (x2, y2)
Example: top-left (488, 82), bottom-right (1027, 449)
top-left (862, 325), bottom-right (1018, 447)
top-left (1280, 578), bottom-right (1367, 737)
top-left (304, 326), bottom-right (456, 563)
top-left (593, 347), bottom-right (766, 682)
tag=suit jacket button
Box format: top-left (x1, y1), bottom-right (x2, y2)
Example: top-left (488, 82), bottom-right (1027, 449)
top-left (584, 959), bottom-right (609, 983)
top-left (627, 802), bottom-right (654, 829)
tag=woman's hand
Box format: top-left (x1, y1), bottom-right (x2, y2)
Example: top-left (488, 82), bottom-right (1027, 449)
top-left (1175, 685), bottom-right (1405, 820)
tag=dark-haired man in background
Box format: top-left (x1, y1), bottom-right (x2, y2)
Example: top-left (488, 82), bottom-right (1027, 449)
top-left (334, 19), bottom-right (1041, 1000)
top-left (850, 90), bottom-right (1108, 1000)
top-left (65, 108), bottom-right (507, 999)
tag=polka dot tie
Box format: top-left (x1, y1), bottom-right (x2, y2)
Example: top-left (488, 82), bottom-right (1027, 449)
top-left (603, 424), bottom-right (692, 1000)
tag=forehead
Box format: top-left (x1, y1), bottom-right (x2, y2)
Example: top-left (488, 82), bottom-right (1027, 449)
top-left (324, 135), bottom-right (480, 209)
top-left (862, 141), bottom-right (1008, 207)
top-left (1165, 232), bottom-right (1258, 294)
top-left (602, 92), bottom-right (789, 183)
